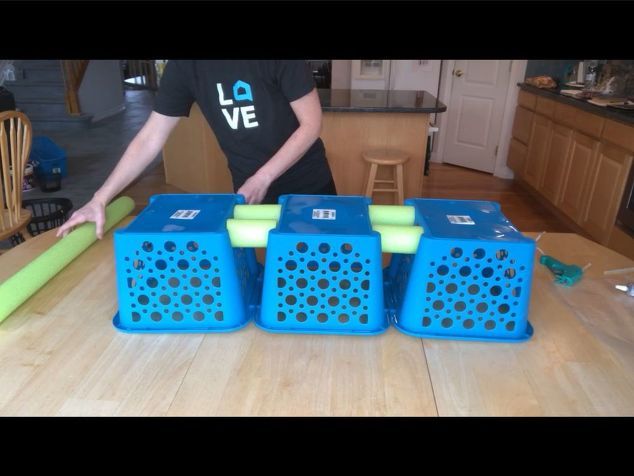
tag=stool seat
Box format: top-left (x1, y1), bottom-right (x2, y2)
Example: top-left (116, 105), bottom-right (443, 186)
top-left (362, 148), bottom-right (410, 204)
top-left (362, 149), bottom-right (409, 166)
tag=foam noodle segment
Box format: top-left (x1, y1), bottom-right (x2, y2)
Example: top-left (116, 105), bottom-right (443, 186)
top-left (372, 224), bottom-right (424, 254)
top-left (226, 219), bottom-right (277, 248)
top-left (232, 204), bottom-right (416, 226)
top-left (0, 196), bottom-right (135, 324)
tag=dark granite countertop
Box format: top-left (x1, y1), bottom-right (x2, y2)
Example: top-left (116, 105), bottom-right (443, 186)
top-left (318, 88), bottom-right (447, 113)
top-left (518, 83), bottom-right (634, 126)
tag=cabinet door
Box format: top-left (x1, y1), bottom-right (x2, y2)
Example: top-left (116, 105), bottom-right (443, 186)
top-left (511, 106), bottom-right (534, 145)
top-left (559, 132), bottom-right (599, 222)
top-left (540, 124), bottom-right (573, 204)
top-left (523, 114), bottom-right (552, 189)
top-left (507, 138), bottom-right (528, 177)
top-left (581, 143), bottom-right (633, 244)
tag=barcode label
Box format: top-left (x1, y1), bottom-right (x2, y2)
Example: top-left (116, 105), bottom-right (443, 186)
top-left (447, 214), bottom-right (475, 225)
top-left (312, 208), bottom-right (336, 220)
top-left (170, 209), bottom-right (201, 220)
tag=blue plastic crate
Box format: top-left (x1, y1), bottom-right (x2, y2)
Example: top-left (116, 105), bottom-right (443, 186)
top-left (258, 195), bottom-right (388, 335)
top-left (113, 194), bottom-right (262, 333)
top-left (30, 136), bottom-right (68, 178)
top-left (385, 199), bottom-right (535, 342)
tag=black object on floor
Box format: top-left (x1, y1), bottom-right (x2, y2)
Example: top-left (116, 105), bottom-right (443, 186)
top-left (22, 197), bottom-right (73, 237)
top-left (37, 171), bottom-right (63, 192)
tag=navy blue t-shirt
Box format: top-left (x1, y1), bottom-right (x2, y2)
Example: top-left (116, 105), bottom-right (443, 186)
top-left (154, 60), bottom-right (333, 193)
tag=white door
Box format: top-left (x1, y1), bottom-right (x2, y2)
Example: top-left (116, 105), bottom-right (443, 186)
top-left (443, 60), bottom-right (512, 173)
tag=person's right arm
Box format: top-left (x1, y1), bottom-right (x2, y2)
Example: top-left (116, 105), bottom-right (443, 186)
top-left (56, 111), bottom-right (181, 239)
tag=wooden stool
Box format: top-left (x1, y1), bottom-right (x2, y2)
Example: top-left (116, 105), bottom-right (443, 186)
top-left (362, 149), bottom-right (410, 204)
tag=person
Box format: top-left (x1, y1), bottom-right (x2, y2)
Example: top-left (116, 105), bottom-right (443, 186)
top-left (57, 60), bottom-right (336, 239)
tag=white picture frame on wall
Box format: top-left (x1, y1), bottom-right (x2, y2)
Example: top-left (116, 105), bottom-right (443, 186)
top-left (352, 60), bottom-right (391, 80)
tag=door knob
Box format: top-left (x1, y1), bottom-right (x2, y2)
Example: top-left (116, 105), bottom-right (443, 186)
top-left (454, 69), bottom-right (463, 77)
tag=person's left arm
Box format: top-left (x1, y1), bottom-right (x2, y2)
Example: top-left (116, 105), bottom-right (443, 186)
top-left (237, 87), bottom-right (322, 204)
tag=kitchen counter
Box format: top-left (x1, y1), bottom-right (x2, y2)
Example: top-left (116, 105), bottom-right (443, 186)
top-left (519, 83), bottom-right (634, 126)
top-left (318, 88), bottom-right (447, 113)
top-left (1, 225), bottom-right (633, 415)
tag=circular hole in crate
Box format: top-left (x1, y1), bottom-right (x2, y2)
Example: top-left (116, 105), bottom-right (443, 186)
top-left (277, 277), bottom-right (286, 288)
top-left (437, 265), bottom-right (449, 276)
top-left (468, 284), bottom-right (480, 295)
top-left (297, 278), bottom-right (308, 289)
top-left (485, 320), bottom-right (496, 330)
top-left (156, 260), bottom-right (168, 271)
top-left (328, 296), bottom-right (339, 306)
top-left (307, 296), bottom-right (318, 306)
top-left (340, 279), bottom-right (351, 290)
top-left (159, 295), bottom-right (171, 305)
top-left (214, 311), bottom-right (224, 321)
top-left (164, 241), bottom-right (177, 252)
top-left (463, 319), bottom-right (475, 329)
top-left (473, 248), bottom-right (486, 259)
top-left (506, 321), bottom-right (516, 331)
top-left (203, 295), bottom-right (214, 305)
top-left (422, 316), bottom-right (432, 327)
top-left (349, 297), bottom-right (361, 307)
top-left (296, 242), bottom-right (308, 253)
top-left (151, 312), bottom-right (162, 322)
top-left (142, 241), bottom-right (154, 253)
top-left (441, 318), bottom-right (453, 328)
top-left (171, 311), bottom-right (183, 321)
top-left (496, 249), bottom-right (509, 261)
top-left (498, 303), bottom-right (510, 314)
top-left (512, 287), bottom-right (522, 297)
top-left (186, 241), bottom-right (199, 252)
top-left (454, 301), bottom-right (466, 311)
top-left (317, 313), bottom-right (328, 323)
top-left (338, 313), bottom-right (349, 323)
top-left (445, 283), bottom-right (458, 294)
top-left (357, 314), bottom-right (368, 324)
top-left (286, 260), bottom-right (297, 271)
top-left (133, 259), bottom-right (145, 271)
top-left (200, 259), bottom-right (211, 270)
top-left (296, 312), bottom-right (307, 322)
top-left (212, 277), bottom-right (221, 287)
top-left (277, 312), bottom-right (286, 321)
top-left (131, 312), bottom-right (141, 322)
top-left (427, 282), bottom-right (436, 293)
top-left (318, 279), bottom-right (329, 289)
top-left (476, 302), bottom-right (488, 313)
top-left (307, 260), bottom-right (319, 271)
top-left (459, 266), bottom-right (471, 277)
top-left (505, 268), bottom-right (516, 279)
top-left (128, 278), bottom-right (137, 289)
top-left (341, 243), bottom-right (353, 254)
top-left (351, 262), bottom-right (363, 273)
top-left (329, 262), bottom-right (341, 272)
top-left (482, 267), bottom-right (493, 278)
top-left (432, 300), bottom-right (444, 310)
top-left (177, 259), bottom-right (189, 270)
top-left (138, 295), bottom-right (149, 305)
top-left (168, 277), bottom-right (180, 288)
top-left (319, 243), bottom-right (330, 253)
top-left (182, 295), bottom-right (193, 305)
top-left (450, 247), bottom-right (463, 258)
top-left (490, 285), bottom-right (502, 296)
top-left (190, 277), bottom-right (202, 288)
top-left (193, 311), bottom-right (204, 321)
top-left (361, 280), bottom-right (370, 291)
top-left (286, 295), bottom-right (297, 305)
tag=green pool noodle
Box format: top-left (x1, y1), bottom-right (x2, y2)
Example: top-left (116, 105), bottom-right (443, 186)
top-left (233, 204), bottom-right (281, 221)
top-left (226, 219), bottom-right (277, 248)
top-left (0, 196), bottom-right (135, 324)
top-left (368, 205), bottom-right (415, 226)
top-left (372, 224), bottom-right (424, 254)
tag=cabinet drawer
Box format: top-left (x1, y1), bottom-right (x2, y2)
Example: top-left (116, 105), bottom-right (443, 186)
top-left (535, 96), bottom-right (556, 117)
top-left (602, 119), bottom-right (634, 151)
top-left (512, 106), bottom-right (534, 144)
top-left (574, 109), bottom-right (604, 138)
top-left (518, 90), bottom-right (536, 110)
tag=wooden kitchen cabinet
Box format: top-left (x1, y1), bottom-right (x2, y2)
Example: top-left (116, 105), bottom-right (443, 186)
top-left (581, 143), bottom-right (633, 244)
top-left (559, 131), bottom-right (599, 223)
top-left (524, 113), bottom-right (552, 189)
top-left (507, 138), bottom-right (528, 176)
top-left (540, 124), bottom-right (573, 204)
top-left (511, 106), bottom-right (534, 145)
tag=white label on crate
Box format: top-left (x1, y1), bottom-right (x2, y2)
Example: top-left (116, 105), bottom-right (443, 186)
top-left (312, 209), bottom-right (336, 220)
top-left (447, 215), bottom-right (475, 225)
top-left (170, 209), bottom-right (201, 220)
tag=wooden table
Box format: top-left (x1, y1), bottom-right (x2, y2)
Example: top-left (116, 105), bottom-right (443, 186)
top-left (1, 221), bottom-right (633, 416)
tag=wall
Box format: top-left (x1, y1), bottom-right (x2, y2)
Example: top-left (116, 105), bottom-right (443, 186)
top-left (347, 60), bottom-right (442, 93)
top-left (78, 60), bottom-right (125, 122)
top-left (525, 59), bottom-right (579, 84)
top-left (331, 60), bottom-right (351, 88)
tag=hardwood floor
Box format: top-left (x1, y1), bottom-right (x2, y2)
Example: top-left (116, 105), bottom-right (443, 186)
top-left (123, 161), bottom-right (572, 233)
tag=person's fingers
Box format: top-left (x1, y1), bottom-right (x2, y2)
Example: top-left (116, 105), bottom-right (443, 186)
top-left (95, 212), bottom-right (106, 240)
top-left (57, 213), bottom-right (86, 237)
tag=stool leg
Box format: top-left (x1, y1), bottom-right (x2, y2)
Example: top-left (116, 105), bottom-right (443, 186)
top-left (365, 163), bottom-right (378, 198)
top-left (396, 163), bottom-right (405, 204)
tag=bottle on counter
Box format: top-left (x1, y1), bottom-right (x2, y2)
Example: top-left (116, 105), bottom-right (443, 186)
top-left (584, 60), bottom-right (599, 90)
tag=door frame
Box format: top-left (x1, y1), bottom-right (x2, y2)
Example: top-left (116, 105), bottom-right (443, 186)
top-left (432, 59), bottom-right (528, 178)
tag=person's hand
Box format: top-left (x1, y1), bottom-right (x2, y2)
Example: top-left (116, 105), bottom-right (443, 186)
top-left (237, 171), bottom-right (273, 204)
top-left (56, 197), bottom-right (107, 239)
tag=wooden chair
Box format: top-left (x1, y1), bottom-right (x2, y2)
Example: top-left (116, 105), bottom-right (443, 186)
top-left (362, 148), bottom-right (410, 205)
top-left (0, 110), bottom-right (33, 251)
